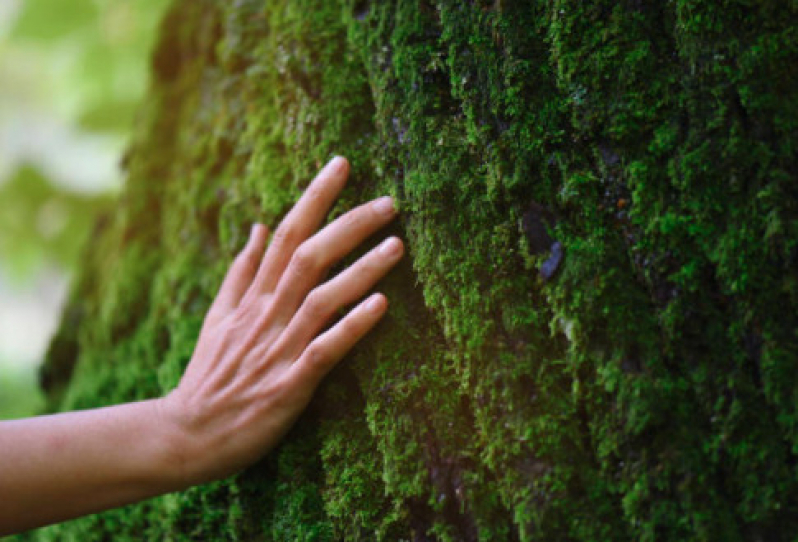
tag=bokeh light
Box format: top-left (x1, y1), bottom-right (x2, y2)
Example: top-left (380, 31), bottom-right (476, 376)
top-left (0, 0), bottom-right (170, 418)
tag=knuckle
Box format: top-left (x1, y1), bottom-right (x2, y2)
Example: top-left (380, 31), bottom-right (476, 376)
top-left (262, 379), bottom-right (291, 401)
top-left (304, 185), bottom-right (326, 206)
top-left (304, 342), bottom-right (328, 369)
top-left (234, 248), bottom-right (260, 275)
top-left (289, 245), bottom-right (317, 277)
top-left (228, 305), bottom-right (252, 330)
top-left (340, 315), bottom-right (361, 337)
top-left (272, 226), bottom-right (298, 249)
top-left (229, 298), bottom-right (267, 329)
top-left (303, 288), bottom-right (330, 318)
top-left (339, 208), bottom-right (362, 229)
top-left (357, 253), bottom-right (381, 275)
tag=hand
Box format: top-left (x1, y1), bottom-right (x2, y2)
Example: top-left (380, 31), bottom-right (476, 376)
top-left (158, 156), bottom-right (403, 486)
top-left (0, 157), bottom-right (399, 535)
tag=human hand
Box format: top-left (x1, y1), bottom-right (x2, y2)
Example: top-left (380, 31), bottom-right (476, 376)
top-left (158, 156), bottom-right (402, 486)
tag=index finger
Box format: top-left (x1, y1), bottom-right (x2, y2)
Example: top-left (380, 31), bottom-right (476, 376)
top-left (251, 156), bottom-right (350, 294)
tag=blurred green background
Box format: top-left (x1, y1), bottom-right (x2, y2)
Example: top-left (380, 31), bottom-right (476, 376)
top-left (0, 0), bottom-right (170, 418)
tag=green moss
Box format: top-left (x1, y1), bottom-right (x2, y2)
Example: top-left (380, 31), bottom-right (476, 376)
top-left (21, 0), bottom-right (798, 540)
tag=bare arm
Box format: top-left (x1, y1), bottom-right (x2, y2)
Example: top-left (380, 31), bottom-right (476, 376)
top-left (0, 156), bottom-right (403, 535)
top-left (0, 400), bottom-right (182, 533)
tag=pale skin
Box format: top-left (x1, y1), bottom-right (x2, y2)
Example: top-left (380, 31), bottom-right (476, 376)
top-left (0, 156), bottom-right (403, 536)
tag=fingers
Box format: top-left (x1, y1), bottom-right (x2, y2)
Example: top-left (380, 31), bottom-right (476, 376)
top-left (208, 224), bottom-right (269, 317)
top-left (250, 156), bottom-right (350, 295)
top-left (270, 195), bottom-right (398, 321)
top-left (267, 236), bottom-right (403, 364)
top-left (287, 293), bottom-right (388, 387)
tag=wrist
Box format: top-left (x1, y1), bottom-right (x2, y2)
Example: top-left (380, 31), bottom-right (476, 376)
top-left (150, 395), bottom-right (195, 491)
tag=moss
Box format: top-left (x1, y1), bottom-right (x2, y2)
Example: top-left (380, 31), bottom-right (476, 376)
top-left (19, 0), bottom-right (798, 540)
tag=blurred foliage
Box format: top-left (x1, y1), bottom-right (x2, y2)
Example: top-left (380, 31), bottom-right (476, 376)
top-left (0, 0), bottom-right (170, 279)
top-left (7, 0), bottom-right (170, 132)
top-left (0, 168), bottom-right (111, 281)
top-left (0, 362), bottom-right (45, 419)
top-left (0, 0), bottom-right (169, 418)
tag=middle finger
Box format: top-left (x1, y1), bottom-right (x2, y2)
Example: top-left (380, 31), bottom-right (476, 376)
top-left (250, 156), bottom-right (350, 296)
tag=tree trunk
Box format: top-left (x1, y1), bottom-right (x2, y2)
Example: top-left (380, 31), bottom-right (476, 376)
top-left (36, 1), bottom-right (798, 540)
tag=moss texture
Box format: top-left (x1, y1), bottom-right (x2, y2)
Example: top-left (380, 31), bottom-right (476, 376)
top-left (20, 0), bottom-right (798, 540)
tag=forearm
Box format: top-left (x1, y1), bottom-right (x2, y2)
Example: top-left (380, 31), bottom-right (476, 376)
top-left (0, 399), bottom-right (183, 535)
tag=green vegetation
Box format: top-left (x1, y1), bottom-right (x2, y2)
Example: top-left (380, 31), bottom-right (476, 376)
top-left (0, 0), bottom-right (171, 279)
top-left (0, 0), bottom-right (170, 419)
top-left (6, 0), bottom-right (170, 133)
top-left (0, 364), bottom-right (44, 419)
top-left (0, 168), bottom-right (110, 280)
top-left (20, 0), bottom-right (798, 540)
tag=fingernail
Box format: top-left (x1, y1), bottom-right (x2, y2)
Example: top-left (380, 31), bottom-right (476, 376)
top-left (248, 224), bottom-right (259, 243)
top-left (373, 196), bottom-right (395, 216)
top-left (366, 294), bottom-right (385, 312)
top-left (379, 237), bottom-right (402, 256)
top-left (330, 155), bottom-right (347, 173)
top-left (252, 222), bottom-right (267, 238)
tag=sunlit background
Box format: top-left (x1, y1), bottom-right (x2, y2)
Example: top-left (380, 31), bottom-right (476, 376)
top-left (0, 0), bottom-right (170, 418)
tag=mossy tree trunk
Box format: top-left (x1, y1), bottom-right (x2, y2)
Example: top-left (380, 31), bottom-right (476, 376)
top-left (32, 1), bottom-right (798, 540)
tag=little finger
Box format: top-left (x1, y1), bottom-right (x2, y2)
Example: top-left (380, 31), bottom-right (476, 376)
top-left (287, 293), bottom-right (388, 387)
top-left (207, 224), bottom-right (269, 320)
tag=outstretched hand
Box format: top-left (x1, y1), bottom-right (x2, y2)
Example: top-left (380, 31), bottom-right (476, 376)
top-left (159, 155), bottom-right (403, 485)
top-left (0, 156), bottom-right (402, 535)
